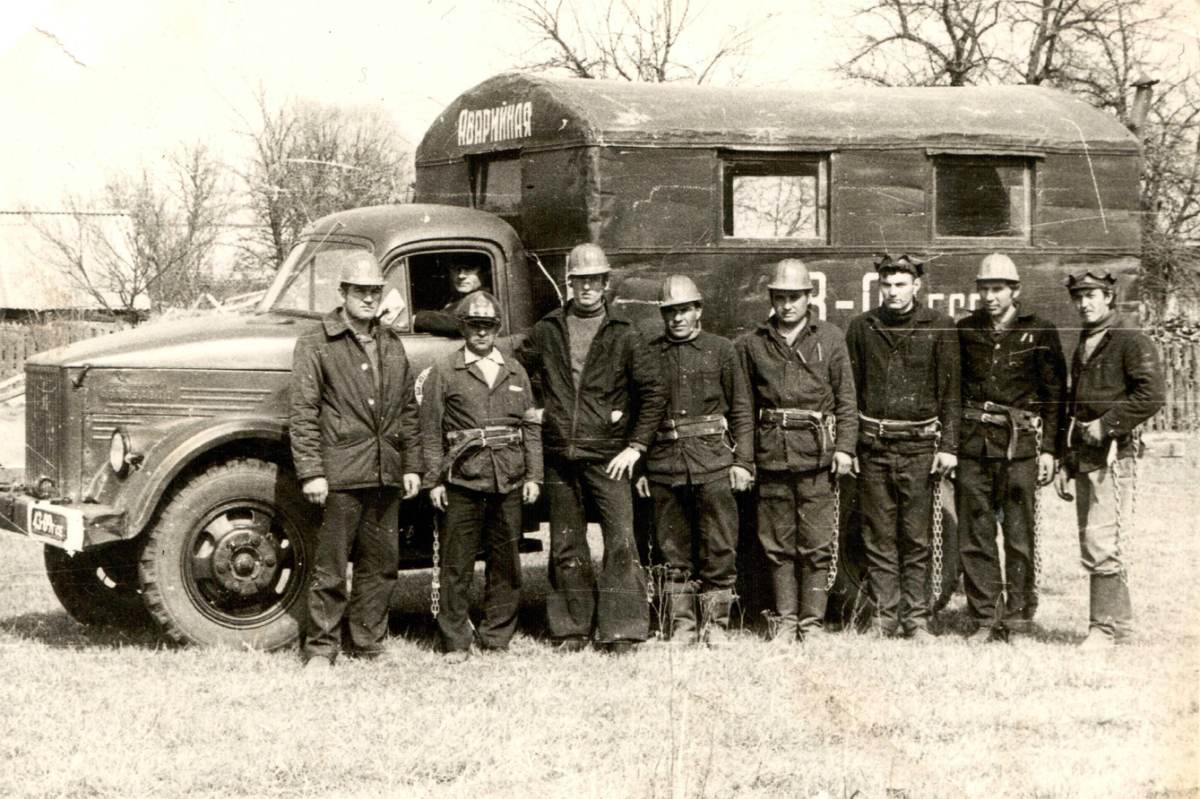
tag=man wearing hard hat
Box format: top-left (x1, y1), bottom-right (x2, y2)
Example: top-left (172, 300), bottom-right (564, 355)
top-left (517, 243), bottom-right (666, 654)
top-left (634, 275), bottom-right (755, 646)
top-left (956, 254), bottom-right (1067, 643)
top-left (845, 254), bottom-right (959, 641)
top-left (290, 250), bottom-right (424, 670)
top-left (419, 291), bottom-right (542, 663)
top-left (735, 260), bottom-right (858, 644)
top-left (1055, 269), bottom-right (1163, 649)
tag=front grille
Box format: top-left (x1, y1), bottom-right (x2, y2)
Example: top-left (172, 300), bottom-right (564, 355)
top-left (25, 366), bottom-right (64, 488)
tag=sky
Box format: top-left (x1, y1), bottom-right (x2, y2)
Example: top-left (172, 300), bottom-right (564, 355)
top-left (0, 0), bottom-right (834, 211)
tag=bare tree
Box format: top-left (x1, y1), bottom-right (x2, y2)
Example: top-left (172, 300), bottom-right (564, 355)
top-left (23, 141), bottom-right (228, 315)
top-left (237, 90), bottom-right (413, 271)
top-left (837, 0), bottom-right (1005, 86)
top-left (502, 0), bottom-right (768, 84)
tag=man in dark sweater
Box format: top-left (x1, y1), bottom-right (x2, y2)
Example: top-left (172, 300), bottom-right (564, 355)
top-left (845, 254), bottom-right (960, 640)
top-left (517, 243), bottom-right (666, 654)
top-left (956, 254), bottom-right (1066, 642)
top-left (1055, 270), bottom-right (1164, 649)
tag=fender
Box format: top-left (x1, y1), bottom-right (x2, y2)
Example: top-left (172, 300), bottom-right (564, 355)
top-left (114, 416), bottom-right (289, 537)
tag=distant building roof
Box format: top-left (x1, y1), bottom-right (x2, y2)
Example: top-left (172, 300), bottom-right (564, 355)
top-left (418, 73), bottom-right (1141, 164)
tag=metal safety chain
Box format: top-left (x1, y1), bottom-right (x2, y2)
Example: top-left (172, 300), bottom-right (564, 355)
top-left (826, 479), bottom-right (841, 592)
top-left (1111, 426), bottom-right (1143, 585)
top-left (430, 513), bottom-right (441, 618)
top-left (930, 481), bottom-right (944, 602)
top-left (1031, 423), bottom-right (1045, 600)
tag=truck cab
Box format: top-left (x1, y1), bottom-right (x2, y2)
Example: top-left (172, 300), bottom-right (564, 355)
top-left (3, 204), bottom-right (531, 649)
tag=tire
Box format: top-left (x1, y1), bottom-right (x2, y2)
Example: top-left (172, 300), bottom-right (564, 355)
top-left (138, 458), bottom-right (319, 649)
top-left (44, 540), bottom-right (149, 628)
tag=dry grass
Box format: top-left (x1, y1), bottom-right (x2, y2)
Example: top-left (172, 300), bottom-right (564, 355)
top-left (0, 444), bottom-right (1197, 799)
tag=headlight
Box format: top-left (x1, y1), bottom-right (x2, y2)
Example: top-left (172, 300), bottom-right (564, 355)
top-left (109, 431), bottom-right (129, 474)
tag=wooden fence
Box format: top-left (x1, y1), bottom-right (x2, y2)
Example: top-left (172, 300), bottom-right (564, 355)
top-left (0, 321), bottom-right (127, 380)
top-left (1147, 337), bottom-right (1200, 432)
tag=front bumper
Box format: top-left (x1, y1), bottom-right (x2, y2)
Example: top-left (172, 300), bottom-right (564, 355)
top-left (0, 487), bottom-right (127, 550)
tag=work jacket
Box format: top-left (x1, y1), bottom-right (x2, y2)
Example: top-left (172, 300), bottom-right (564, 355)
top-left (736, 317), bottom-right (858, 472)
top-left (517, 302), bottom-right (666, 462)
top-left (290, 309), bottom-right (423, 490)
top-left (419, 345), bottom-right (543, 493)
top-left (1067, 314), bottom-right (1165, 473)
top-left (645, 331), bottom-right (755, 485)
top-left (845, 304), bottom-right (960, 454)
top-left (957, 307), bottom-right (1067, 460)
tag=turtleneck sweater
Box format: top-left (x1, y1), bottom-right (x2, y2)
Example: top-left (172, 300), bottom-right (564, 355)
top-left (567, 301), bottom-right (606, 388)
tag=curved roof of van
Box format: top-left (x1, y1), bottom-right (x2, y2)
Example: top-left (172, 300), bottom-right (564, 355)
top-left (417, 72), bottom-right (1140, 163)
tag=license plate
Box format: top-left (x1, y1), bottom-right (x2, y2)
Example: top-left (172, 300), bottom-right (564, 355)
top-left (28, 503), bottom-right (85, 551)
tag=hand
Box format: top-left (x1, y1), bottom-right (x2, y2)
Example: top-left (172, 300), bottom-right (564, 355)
top-left (931, 452), bottom-right (957, 478)
top-left (403, 473), bottom-right (421, 500)
top-left (831, 452), bottom-right (853, 478)
top-left (302, 477), bottom-right (328, 506)
top-left (1037, 453), bottom-right (1057, 487)
top-left (429, 484), bottom-right (448, 511)
top-left (1081, 418), bottom-right (1105, 446)
top-left (522, 481), bottom-right (541, 505)
top-left (1054, 469), bottom-right (1075, 502)
top-left (729, 465), bottom-right (754, 493)
top-left (604, 446), bottom-right (642, 481)
top-left (634, 475), bottom-right (651, 499)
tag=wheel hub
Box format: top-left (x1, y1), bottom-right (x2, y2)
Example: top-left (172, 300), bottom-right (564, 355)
top-left (211, 528), bottom-right (281, 596)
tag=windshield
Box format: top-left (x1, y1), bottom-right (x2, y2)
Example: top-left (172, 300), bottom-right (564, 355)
top-left (262, 241), bottom-right (373, 316)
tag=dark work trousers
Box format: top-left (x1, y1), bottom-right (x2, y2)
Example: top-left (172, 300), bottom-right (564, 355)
top-left (858, 449), bottom-right (937, 635)
top-left (957, 455), bottom-right (1037, 629)
top-left (437, 485), bottom-right (523, 653)
top-left (544, 456), bottom-right (649, 644)
top-left (649, 479), bottom-right (738, 590)
top-left (757, 469), bottom-right (837, 631)
top-left (305, 487), bottom-right (400, 661)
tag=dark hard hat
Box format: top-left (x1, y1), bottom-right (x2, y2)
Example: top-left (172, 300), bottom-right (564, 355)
top-left (1066, 269), bottom-right (1117, 293)
top-left (767, 259), bottom-right (813, 292)
top-left (659, 275), bottom-right (704, 308)
top-left (325, 249), bottom-right (385, 287)
top-left (566, 243), bottom-right (612, 277)
top-left (456, 290), bottom-right (501, 325)
top-left (875, 253), bottom-right (924, 278)
top-left (977, 253), bottom-right (1020, 283)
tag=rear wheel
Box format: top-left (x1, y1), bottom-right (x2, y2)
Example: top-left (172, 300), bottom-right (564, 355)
top-left (138, 458), bottom-right (319, 649)
top-left (44, 540), bottom-right (149, 628)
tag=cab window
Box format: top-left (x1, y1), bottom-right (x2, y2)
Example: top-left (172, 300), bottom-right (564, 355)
top-left (934, 155), bottom-right (1031, 239)
top-left (271, 245), bottom-right (369, 315)
top-left (723, 155), bottom-right (828, 241)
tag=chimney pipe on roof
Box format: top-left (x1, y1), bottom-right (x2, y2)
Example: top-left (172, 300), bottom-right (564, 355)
top-left (1129, 74), bottom-right (1159, 138)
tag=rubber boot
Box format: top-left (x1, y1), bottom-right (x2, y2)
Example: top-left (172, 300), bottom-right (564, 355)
top-left (664, 582), bottom-right (698, 645)
top-left (1081, 573), bottom-right (1130, 650)
top-left (769, 564), bottom-right (800, 644)
top-left (798, 568), bottom-right (830, 642)
top-left (699, 589), bottom-right (735, 648)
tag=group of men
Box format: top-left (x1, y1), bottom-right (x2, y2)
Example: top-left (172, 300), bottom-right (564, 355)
top-left (288, 243), bottom-right (1164, 669)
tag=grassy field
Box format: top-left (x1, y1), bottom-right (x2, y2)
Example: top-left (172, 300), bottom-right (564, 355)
top-left (0, 441), bottom-right (1196, 798)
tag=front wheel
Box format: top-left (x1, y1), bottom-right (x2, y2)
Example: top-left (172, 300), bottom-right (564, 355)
top-left (138, 458), bottom-right (319, 649)
top-left (44, 540), bottom-right (149, 628)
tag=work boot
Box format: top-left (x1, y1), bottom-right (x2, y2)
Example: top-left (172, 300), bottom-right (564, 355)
top-left (798, 567), bottom-right (830, 641)
top-left (1086, 573), bottom-right (1132, 647)
top-left (769, 564), bottom-right (800, 644)
top-left (1078, 626), bottom-right (1114, 651)
top-left (698, 589), bottom-right (735, 647)
top-left (663, 582), bottom-right (698, 645)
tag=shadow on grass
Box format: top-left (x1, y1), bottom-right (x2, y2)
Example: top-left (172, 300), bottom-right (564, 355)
top-left (0, 609), bottom-right (169, 650)
top-left (934, 603), bottom-right (1087, 645)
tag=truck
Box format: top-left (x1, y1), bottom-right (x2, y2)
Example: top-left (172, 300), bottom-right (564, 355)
top-left (0, 73), bottom-right (1144, 648)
